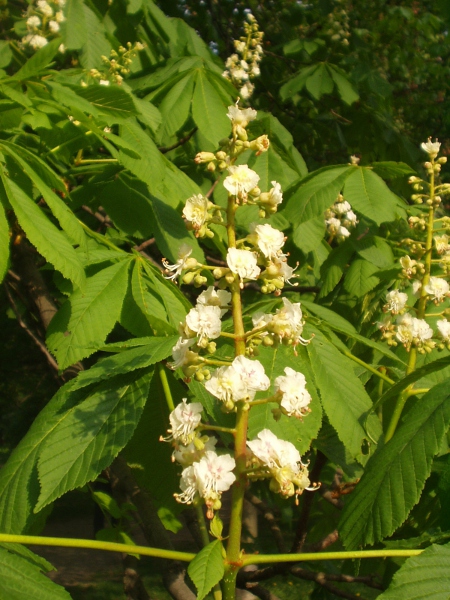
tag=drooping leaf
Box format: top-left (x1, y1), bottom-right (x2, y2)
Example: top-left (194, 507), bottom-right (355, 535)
top-left (0, 548), bottom-right (72, 600)
top-left (46, 258), bottom-right (131, 369)
top-left (339, 380), bottom-right (450, 549)
top-left (328, 64), bottom-right (359, 105)
top-left (0, 166), bottom-right (85, 290)
top-left (192, 70), bottom-right (230, 146)
top-left (292, 216), bottom-right (326, 254)
top-left (35, 369), bottom-right (153, 511)
top-left (377, 543), bottom-right (450, 600)
top-left (344, 258), bottom-right (380, 297)
top-left (157, 72), bottom-right (195, 141)
top-left (187, 540), bottom-right (224, 600)
top-left (12, 39), bottom-right (61, 81)
top-left (307, 327), bottom-right (382, 462)
top-left (305, 63), bottom-right (334, 100)
top-left (79, 4), bottom-right (111, 70)
top-left (63, 0), bottom-right (88, 50)
top-left (318, 239), bottom-right (354, 298)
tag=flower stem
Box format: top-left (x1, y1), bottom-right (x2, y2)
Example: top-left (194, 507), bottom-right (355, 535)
top-left (342, 350), bottom-right (396, 385)
top-left (159, 363), bottom-right (175, 412)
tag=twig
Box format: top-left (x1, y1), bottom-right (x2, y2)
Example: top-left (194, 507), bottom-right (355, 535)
top-left (244, 583), bottom-right (283, 600)
top-left (305, 530), bottom-right (339, 552)
top-left (245, 492), bottom-right (287, 553)
top-left (206, 176), bottom-right (222, 198)
top-left (81, 205), bottom-right (113, 228)
top-left (158, 128), bottom-right (198, 154)
top-left (134, 238), bottom-right (155, 252)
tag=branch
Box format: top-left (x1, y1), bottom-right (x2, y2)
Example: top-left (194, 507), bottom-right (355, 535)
top-left (243, 583), bottom-right (283, 600)
top-left (245, 492), bottom-right (287, 553)
top-left (291, 568), bottom-right (369, 600)
top-left (158, 128), bottom-right (198, 154)
top-left (305, 529), bottom-right (339, 552)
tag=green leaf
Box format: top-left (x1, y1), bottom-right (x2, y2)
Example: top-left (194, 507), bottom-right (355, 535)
top-left (192, 70), bottom-right (230, 146)
top-left (305, 63), bottom-right (334, 100)
top-left (318, 238), bottom-right (354, 298)
top-left (328, 64), bottom-right (359, 105)
top-left (46, 259), bottom-right (131, 369)
top-left (371, 162), bottom-right (416, 179)
top-left (344, 258), bottom-right (380, 297)
top-left (75, 85), bottom-right (139, 121)
top-left (307, 327), bottom-right (382, 462)
top-left (283, 165), bottom-right (354, 225)
top-left (248, 345), bottom-right (322, 455)
top-left (64, 0), bottom-right (88, 50)
top-left (0, 166), bottom-right (85, 290)
top-left (0, 548), bottom-right (72, 600)
top-left (79, 4), bottom-right (111, 70)
top-left (71, 335), bottom-right (177, 390)
top-left (12, 39), bottom-right (61, 81)
top-left (92, 490), bottom-right (122, 519)
top-left (35, 369), bottom-right (153, 511)
top-left (157, 72), bottom-right (195, 141)
top-left (339, 380), bottom-right (450, 549)
top-left (343, 167), bottom-right (405, 225)
top-left (292, 216), bottom-right (326, 254)
top-left (0, 141), bottom-right (86, 249)
top-left (355, 235), bottom-right (394, 269)
top-left (377, 543), bottom-right (450, 600)
top-left (119, 119), bottom-right (166, 187)
top-left (0, 380), bottom-right (86, 533)
top-left (0, 41), bottom-right (12, 69)
top-left (0, 199), bottom-right (9, 283)
top-left (279, 64), bottom-right (318, 100)
top-left (187, 540), bottom-right (224, 600)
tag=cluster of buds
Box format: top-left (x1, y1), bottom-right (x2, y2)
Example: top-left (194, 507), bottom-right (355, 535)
top-left (247, 430), bottom-right (317, 502)
top-left (324, 195), bottom-right (358, 241)
top-left (222, 14), bottom-right (264, 100)
top-left (379, 138), bottom-right (450, 354)
top-left (89, 42), bottom-right (145, 85)
top-left (324, 1), bottom-right (351, 46)
top-left (21, 0), bottom-right (65, 51)
top-left (251, 297), bottom-right (310, 351)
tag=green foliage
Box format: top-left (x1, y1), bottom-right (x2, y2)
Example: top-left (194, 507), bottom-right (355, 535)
top-left (187, 540), bottom-right (224, 600)
top-left (340, 380), bottom-right (450, 549)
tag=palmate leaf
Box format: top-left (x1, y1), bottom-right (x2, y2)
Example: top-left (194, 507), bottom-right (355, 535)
top-left (339, 380), bottom-right (450, 549)
top-left (377, 543), bottom-right (450, 600)
top-left (157, 72), bottom-right (195, 142)
top-left (0, 380), bottom-right (87, 534)
top-left (343, 258), bottom-right (380, 297)
top-left (192, 70), bottom-right (230, 146)
top-left (247, 345), bottom-right (322, 455)
top-left (35, 369), bottom-right (153, 511)
top-left (0, 548), bottom-right (71, 600)
top-left (307, 327), bottom-right (382, 462)
top-left (0, 166), bottom-right (85, 290)
top-left (187, 540), bottom-right (224, 600)
top-left (64, 0), bottom-right (88, 49)
top-left (46, 258), bottom-right (131, 369)
top-left (12, 38), bottom-right (61, 81)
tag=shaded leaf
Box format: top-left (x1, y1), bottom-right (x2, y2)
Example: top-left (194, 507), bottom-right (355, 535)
top-left (187, 540), bottom-right (224, 600)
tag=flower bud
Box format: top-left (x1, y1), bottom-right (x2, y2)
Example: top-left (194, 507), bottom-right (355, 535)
top-left (195, 152), bottom-right (216, 164)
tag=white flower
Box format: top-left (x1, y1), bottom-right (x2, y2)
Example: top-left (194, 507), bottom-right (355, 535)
top-left (333, 200), bottom-right (352, 214)
top-left (326, 217), bottom-right (341, 232)
top-left (55, 10), bottom-right (66, 22)
top-left (252, 311), bottom-right (273, 330)
top-left (232, 355), bottom-right (270, 398)
top-left (58, 43), bottom-right (65, 53)
top-left (37, 0), bottom-right (53, 16)
top-left (270, 297), bottom-right (309, 345)
top-left (226, 105), bottom-right (257, 127)
top-left (163, 244), bottom-right (197, 281)
top-left (400, 256), bottom-right (417, 277)
top-left (434, 235), bottom-right (450, 255)
top-left (337, 225), bottom-right (350, 238)
top-left (251, 65), bottom-right (261, 77)
top-left (239, 82), bottom-right (254, 99)
top-left (173, 436), bottom-right (217, 466)
top-left (205, 365), bottom-right (247, 404)
top-left (385, 290), bottom-right (408, 314)
top-left (223, 165), bottom-right (260, 197)
top-left (185, 305), bottom-right (222, 344)
top-left (196, 286), bottom-right (231, 316)
top-left (22, 34), bottom-right (48, 48)
top-left (99, 79), bottom-right (110, 86)
top-left (424, 277), bottom-right (450, 303)
top-left (48, 20), bottom-right (60, 32)
top-left (251, 223), bottom-right (285, 259)
top-left (421, 138), bottom-right (441, 158)
top-left (164, 398), bottom-right (203, 445)
top-left (412, 280), bottom-right (422, 295)
top-left (182, 194), bottom-right (209, 229)
top-left (27, 16), bottom-right (41, 28)
top-left (274, 367), bottom-right (312, 419)
top-left (268, 181), bottom-right (283, 206)
top-left (234, 40), bottom-right (246, 53)
top-left (170, 337), bottom-right (198, 370)
top-left (273, 257), bottom-right (298, 285)
top-left (342, 210), bottom-right (358, 228)
top-left (232, 68), bottom-right (249, 82)
top-left (227, 248), bottom-right (261, 281)
top-left (437, 319), bottom-right (450, 342)
top-left (396, 314), bottom-right (434, 348)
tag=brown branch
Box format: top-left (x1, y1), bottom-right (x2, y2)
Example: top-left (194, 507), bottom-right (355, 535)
top-left (123, 555), bottom-right (152, 600)
top-left (206, 176), bottom-right (221, 199)
top-left (305, 529), bottom-right (339, 552)
top-left (158, 128), bottom-right (198, 154)
top-left (245, 492), bottom-right (287, 553)
top-left (244, 583), bottom-right (283, 600)
top-left (291, 451), bottom-right (328, 553)
top-left (134, 238), bottom-right (155, 252)
top-left (81, 205), bottom-right (113, 228)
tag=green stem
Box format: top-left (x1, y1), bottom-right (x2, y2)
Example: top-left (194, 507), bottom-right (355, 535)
top-left (198, 424), bottom-right (237, 435)
top-left (342, 350), bottom-right (396, 385)
top-left (224, 193), bottom-right (248, 599)
top-left (241, 549), bottom-right (423, 565)
top-left (159, 363), bottom-right (175, 412)
top-left (76, 159), bottom-right (118, 164)
top-left (0, 534), bottom-right (195, 561)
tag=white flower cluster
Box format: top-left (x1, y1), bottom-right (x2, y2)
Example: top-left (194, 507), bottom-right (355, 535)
top-left (324, 195), bottom-right (358, 240)
top-left (247, 430), bottom-right (314, 501)
top-left (22, 0), bottom-right (66, 51)
top-left (252, 297), bottom-right (310, 348)
top-left (395, 313), bottom-right (435, 352)
top-left (222, 14), bottom-right (264, 100)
